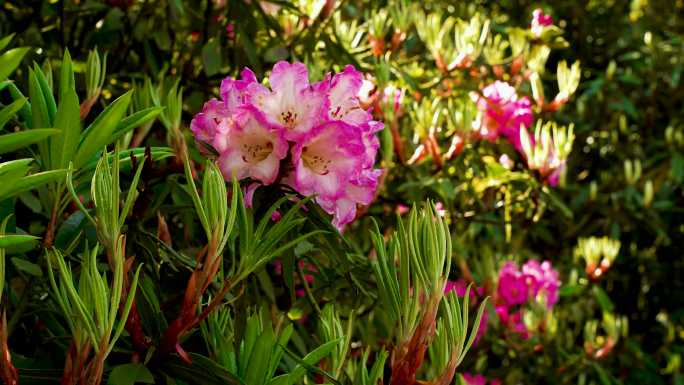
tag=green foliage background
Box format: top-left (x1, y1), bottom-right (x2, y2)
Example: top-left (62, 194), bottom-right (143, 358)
top-left (0, 0), bottom-right (683, 384)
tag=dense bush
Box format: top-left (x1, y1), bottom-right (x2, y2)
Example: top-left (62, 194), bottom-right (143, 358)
top-left (0, 1), bottom-right (682, 384)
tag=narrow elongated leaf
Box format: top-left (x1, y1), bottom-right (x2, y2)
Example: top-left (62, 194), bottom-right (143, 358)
top-left (110, 106), bottom-right (163, 142)
top-left (0, 158), bottom-right (32, 180)
top-left (74, 91), bottom-right (133, 167)
top-left (286, 339), bottom-right (341, 384)
top-left (0, 47), bottom-right (30, 81)
top-left (0, 129), bottom-right (59, 155)
top-left (6, 82), bottom-right (32, 124)
top-left (28, 68), bottom-right (52, 131)
top-left (33, 63), bottom-right (57, 125)
top-left (243, 330), bottom-right (274, 385)
top-left (0, 234), bottom-right (39, 248)
top-left (80, 146), bottom-right (174, 173)
top-left (59, 50), bottom-right (75, 100)
top-left (0, 169), bottom-right (67, 200)
top-left (49, 88), bottom-right (80, 170)
top-left (0, 97), bottom-right (26, 130)
top-left (0, 34), bottom-right (14, 52)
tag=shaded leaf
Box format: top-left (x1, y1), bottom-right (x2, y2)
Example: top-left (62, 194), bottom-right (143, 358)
top-left (108, 363), bottom-right (155, 385)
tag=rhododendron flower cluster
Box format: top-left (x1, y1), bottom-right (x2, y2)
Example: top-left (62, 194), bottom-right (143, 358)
top-left (473, 79), bottom-right (574, 187)
top-left (496, 260), bottom-right (560, 338)
top-left (191, 61), bottom-right (383, 229)
top-left (472, 80), bottom-right (533, 152)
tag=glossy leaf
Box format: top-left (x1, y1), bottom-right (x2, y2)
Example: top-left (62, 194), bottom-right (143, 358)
top-left (74, 90), bottom-right (133, 167)
top-left (0, 47), bottom-right (30, 81)
top-left (49, 86), bottom-right (80, 170)
top-left (0, 128), bottom-right (59, 155)
top-left (0, 234), bottom-right (39, 248)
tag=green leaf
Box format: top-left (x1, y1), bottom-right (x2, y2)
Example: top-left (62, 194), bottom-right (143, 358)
top-left (0, 169), bottom-right (67, 201)
top-left (559, 284), bottom-right (584, 297)
top-left (29, 68), bottom-right (52, 130)
top-left (0, 158), bottom-right (33, 180)
top-left (59, 50), bottom-right (75, 100)
top-left (49, 87), bottom-right (80, 170)
top-left (0, 34), bottom-right (15, 52)
top-left (0, 234), bottom-right (39, 248)
top-left (541, 186), bottom-right (573, 219)
top-left (592, 286), bottom-right (615, 313)
top-left (79, 146), bottom-right (174, 173)
top-left (0, 47), bottom-right (30, 81)
top-left (32, 63), bottom-right (57, 126)
top-left (0, 97), bottom-right (27, 130)
top-left (0, 129), bottom-right (59, 155)
top-left (108, 363), bottom-right (155, 385)
top-left (243, 329), bottom-right (274, 385)
top-left (6, 82), bottom-right (32, 124)
top-left (111, 106), bottom-right (163, 142)
top-left (11, 257), bottom-right (42, 276)
top-left (74, 90), bottom-right (133, 167)
top-left (161, 353), bottom-right (245, 385)
top-left (285, 339), bottom-right (341, 384)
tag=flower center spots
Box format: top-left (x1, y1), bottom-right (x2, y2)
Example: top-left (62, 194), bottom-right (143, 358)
top-left (301, 147), bottom-right (331, 175)
top-left (331, 105), bottom-right (343, 119)
top-left (241, 141), bottom-right (273, 163)
top-left (280, 110), bottom-right (298, 128)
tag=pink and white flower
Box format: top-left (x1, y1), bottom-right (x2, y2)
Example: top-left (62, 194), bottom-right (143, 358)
top-left (318, 168), bottom-right (382, 229)
top-left (190, 99), bottom-right (230, 146)
top-left (216, 106), bottom-right (288, 185)
top-left (220, 68), bottom-right (258, 114)
top-left (315, 65), bottom-right (372, 126)
top-left (292, 120), bottom-right (365, 200)
top-left (248, 61), bottom-right (328, 141)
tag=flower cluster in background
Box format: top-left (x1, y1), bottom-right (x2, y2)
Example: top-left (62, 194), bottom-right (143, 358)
top-left (191, 61), bottom-right (382, 229)
top-left (472, 80), bottom-right (533, 152)
top-left (495, 260), bottom-right (560, 338)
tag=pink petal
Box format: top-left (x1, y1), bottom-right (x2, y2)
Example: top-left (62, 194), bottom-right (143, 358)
top-left (269, 61), bottom-right (310, 92)
top-left (216, 106), bottom-right (288, 185)
top-left (190, 99), bottom-right (228, 144)
top-left (220, 69), bottom-right (262, 114)
top-left (292, 121), bottom-right (365, 200)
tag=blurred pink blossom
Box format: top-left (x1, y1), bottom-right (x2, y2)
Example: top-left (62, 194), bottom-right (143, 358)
top-left (531, 9), bottom-right (554, 37)
top-left (473, 81), bottom-right (533, 152)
